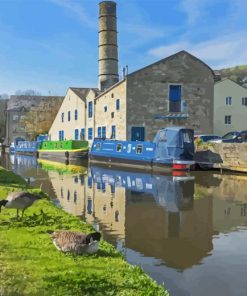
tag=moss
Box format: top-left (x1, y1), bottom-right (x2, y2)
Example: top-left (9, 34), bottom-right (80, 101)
top-left (0, 166), bottom-right (169, 296)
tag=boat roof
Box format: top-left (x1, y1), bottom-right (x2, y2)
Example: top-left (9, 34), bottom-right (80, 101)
top-left (160, 126), bottom-right (191, 131)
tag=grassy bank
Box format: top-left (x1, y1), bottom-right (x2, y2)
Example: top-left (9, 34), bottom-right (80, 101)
top-left (0, 167), bottom-right (169, 296)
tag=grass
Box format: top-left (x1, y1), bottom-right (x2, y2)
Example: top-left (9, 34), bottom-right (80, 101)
top-left (0, 166), bottom-right (169, 296)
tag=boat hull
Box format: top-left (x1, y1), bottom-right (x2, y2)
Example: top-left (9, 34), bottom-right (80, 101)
top-left (89, 154), bottom-right (193, 172)
top-left (39, 149), bottom-right (88, 162)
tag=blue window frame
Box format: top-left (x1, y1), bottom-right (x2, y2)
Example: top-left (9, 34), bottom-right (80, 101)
top-left (61, 112), bottom-right (64, 122)
top-left (59, 130), bottom-right (64, 141)
top-left (75, 109), bottom-right (78, 120)
top-left (80, 128), bottom-right (85, 140)
top-left (102, 126), bottom-right (106, 138)
top-left (68, 111), bottom-right (71, 121)
top-left (116, 99), bottom-right (120, 110)
top-left (74, 129), bottom-right (79, 140)
top-left (98, 127), bottom-right (102, 138)
top-left (111, 125), bottom-right (116, 139)
top-left (88, 101), bottom-right (93, 118)
top-left (169, 85), bottom-right (181, 112)
top-left (88, 128), bottom-right (93, 140)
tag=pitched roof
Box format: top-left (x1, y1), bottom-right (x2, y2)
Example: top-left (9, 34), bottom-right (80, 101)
top-left (70, 87), bottom-right (100, 102)
top-left (127, 50), bottom-right (215, 78)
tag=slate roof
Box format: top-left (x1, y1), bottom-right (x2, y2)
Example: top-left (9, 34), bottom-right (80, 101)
top-left (70, 87), bottom-right (100, 102)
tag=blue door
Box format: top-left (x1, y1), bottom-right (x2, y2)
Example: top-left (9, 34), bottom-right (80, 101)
top-left (131, 127), bottom-right (145, 141)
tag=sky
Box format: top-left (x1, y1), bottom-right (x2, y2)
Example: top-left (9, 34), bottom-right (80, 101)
top-left (0, 0), bottom-right (246, 95)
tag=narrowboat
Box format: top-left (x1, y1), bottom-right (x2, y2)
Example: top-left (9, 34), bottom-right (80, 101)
top-left (38, 140), bottom-right (89, 162)
top-left (14, 135), bottom-right (48, 156)
top-left (90, 127), bottom-right (195, 172)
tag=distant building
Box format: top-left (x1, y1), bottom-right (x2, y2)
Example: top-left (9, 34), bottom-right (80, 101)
top-left (214, 78), bottom-right (247, 136)
top-left (6, 95), bottom-right (63, 145)
top-left (0, 99), bottom-right (7, 142)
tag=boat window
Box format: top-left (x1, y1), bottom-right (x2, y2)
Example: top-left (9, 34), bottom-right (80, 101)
top-left (127, 144), bottom-right (132, 153)
top-left (182, 130), bottom-right (193, 143)
top-left (95, 142), bottom-right (101, 151)
top-left (116, 143), bottom-right (122, 152)
top-left (136, 144), bottom-right (143, 154)
top-left (159, 131), bottom-right (167, 142)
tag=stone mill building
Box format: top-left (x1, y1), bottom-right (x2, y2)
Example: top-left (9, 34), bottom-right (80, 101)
top-left (49, 1), bottom-right (215, 144)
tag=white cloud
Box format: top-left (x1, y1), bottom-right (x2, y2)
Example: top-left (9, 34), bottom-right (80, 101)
top-left (148, 32), bottom-right (247, 68)
top-left (50, 0), bottom-right (96, 28)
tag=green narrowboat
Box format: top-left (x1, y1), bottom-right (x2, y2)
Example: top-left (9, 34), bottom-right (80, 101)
top-left (38, 140), bottom-right (89, 162)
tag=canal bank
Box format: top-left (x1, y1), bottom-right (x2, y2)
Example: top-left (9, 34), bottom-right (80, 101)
top-left (0, 166), bottom-right (168, 296)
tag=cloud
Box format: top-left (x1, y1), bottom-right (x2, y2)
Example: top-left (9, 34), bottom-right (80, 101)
top-left (49, 0), bottom-right (96, 28)
top-left (148, 32), bottom-right (247, 68)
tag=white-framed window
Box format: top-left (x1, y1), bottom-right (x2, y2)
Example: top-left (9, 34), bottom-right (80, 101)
top-left (226, 96), bottom-right (232, 105)
top-left (242, 97), bottom-right (247, 106)
top-left (225, 115), bottom-right (231, 125)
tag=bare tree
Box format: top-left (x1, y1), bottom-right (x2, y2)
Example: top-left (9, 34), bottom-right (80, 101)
top-left (15, 89), bottom-right (42, 96)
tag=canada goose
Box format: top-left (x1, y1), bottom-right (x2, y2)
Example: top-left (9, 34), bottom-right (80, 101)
top-left (0, 191), bottom-right (42, 219)
top-left (50, 231), bottom-right (101, 255)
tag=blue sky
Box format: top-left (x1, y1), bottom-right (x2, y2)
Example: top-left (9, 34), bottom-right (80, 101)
top-left (0, 0), bottom-right (246, 95)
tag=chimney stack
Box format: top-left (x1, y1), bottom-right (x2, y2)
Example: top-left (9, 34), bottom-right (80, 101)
top-left (98, 1), bottom-right (119, 91)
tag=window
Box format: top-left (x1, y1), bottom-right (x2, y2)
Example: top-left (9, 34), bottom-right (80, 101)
top-left (102, 126), bottom-right (106, 138)
top-left (61, 112), bottom-right (64, 122)
top-left (61, 131), bottom-right (64, 140)
top-left (80, 128), bottom-right (85, 140)
top-left (111, 93), bottom-right (114, 98)
top-left (58, 131), bottom-right (64, 141)
top-left (74, 129), bottom-right (79, 140)
top-left (104, 105), bottom-right (107, 112)
top-left (68, 111), bottom-right (71, 121)
top-left (226, 96), bottom-right (232, 105)
top-left (136, 144), bottom-right (143, 154)
top-left (159, 131), bottom-right (167, 142)
top-left (88, 128), bottom-right (93, 140)
top-left (116, 99), bottom-right (120, 110)
top-left (88, 101), bottom-right (93, 118)
top-left (67, 190), bottom-right (70, 201)
top-left (111, 125), bottom-right (116, 139)
top-left (59, 131), bottom-right (61, 140)
top-left (75, 109), bottom-right (78, 120)
top-left (127, 144), bottom-right (132, 153)
top-left (88, 177), bottom-right (92, 188)
top-left (169, 85), bottom-right (181, 112)
top-left (74, 176), bottom-right (78, 183)
top-left (95, 142), bottom-right (101, 151)
top-left (225, 115), bottom-right (232, 124)
top-left (98, 127), bottom-right (102, 138)
top-left (13, 115), bottom-right (19, 121)
top-left (74, 191), bottom-right (77, 204)
top-left (242, 97), bottom-right (247, 106)
top-left (116, 143), bottom-right (122, 152)
top-left (111, 112), bottom-right (114, 118)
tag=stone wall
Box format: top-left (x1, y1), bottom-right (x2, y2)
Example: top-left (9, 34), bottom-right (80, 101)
top-left (195, 143), bottom-right (247, 172)
top-left (0, 100), bottom-right (7, 141)
top-left (126, 51), bottom-right (214, 141)
top-left (211, 143), bottom-right (247, 172)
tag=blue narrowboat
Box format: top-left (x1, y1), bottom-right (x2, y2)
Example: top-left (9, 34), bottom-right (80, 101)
top-left (90, 127), bottom-right (195, 172)
top-left (14, 135), bottom-right (48, 156)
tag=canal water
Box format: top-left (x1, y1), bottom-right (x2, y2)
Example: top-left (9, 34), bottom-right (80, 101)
top-left (1, 153), bottom-right (247, 296)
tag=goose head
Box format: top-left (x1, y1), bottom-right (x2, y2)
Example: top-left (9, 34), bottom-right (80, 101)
top-left (85, 232), bottom-right (101, 244)
top-left (0, 200), bottom-right (8, 212)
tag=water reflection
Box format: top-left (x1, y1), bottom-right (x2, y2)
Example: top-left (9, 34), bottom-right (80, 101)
top-left (1, 154), bottom-right (247, 296)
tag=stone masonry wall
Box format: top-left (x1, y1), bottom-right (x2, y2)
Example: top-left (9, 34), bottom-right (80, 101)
top-left (126, 51), bottom-right (214, 141)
